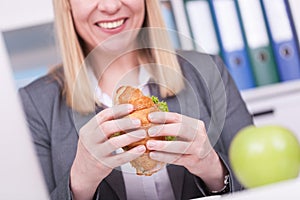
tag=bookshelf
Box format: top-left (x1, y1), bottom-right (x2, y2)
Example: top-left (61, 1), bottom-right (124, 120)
top-left (241, 79), bottom-right (300, 142)
top-left (1, 0), bottom-right (300, 140)
top-left (168, 0), bottom-right (300, 140)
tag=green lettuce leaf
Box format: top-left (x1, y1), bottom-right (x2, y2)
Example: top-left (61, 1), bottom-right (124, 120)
top-left (151, 96), bottom-right (174, 141)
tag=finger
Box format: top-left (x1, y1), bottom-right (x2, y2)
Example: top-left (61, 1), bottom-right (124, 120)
top-left (148, 138), bottom-right (215, 160)
top-left (96, 104), bottom-right (134, 125)
top-left (148, 111), bottom-right (200, 125)
top-left (148, 111), bottom-right (182, 124)
top-left (149, 151), bottom-right (183, 164)
top-left (80, 116), bottom-right (141, 146)
top-left (81, 104), bottom-right (134, 133)
top-left (148, 123), bottom-right (198, 141)
top-left (101, 129), bottom-right (147, 155)
top-left (104, 145), bottom-right (146, 169)
top-left (149, 152), bottom-right (204, 171)
top-left (146, 140), bottom-right (193, 155)
top-left (99, 117), bottom-right (141, 139)
top-left (148, 112), bottom-right (203, 135)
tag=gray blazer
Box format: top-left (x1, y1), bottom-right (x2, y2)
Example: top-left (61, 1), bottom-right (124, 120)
top-left (19, 50), bottom-right (253, 200)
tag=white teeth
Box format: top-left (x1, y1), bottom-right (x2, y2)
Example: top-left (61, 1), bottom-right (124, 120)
top-left (97, 19), bottom-right (125, 29)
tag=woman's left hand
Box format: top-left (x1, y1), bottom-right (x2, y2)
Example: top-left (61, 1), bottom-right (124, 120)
top-left (146, 111), bottom-right (228, 191)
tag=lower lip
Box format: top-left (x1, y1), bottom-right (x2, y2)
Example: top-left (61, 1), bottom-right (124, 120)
top-left (97, 20), bottom-right (127, 34)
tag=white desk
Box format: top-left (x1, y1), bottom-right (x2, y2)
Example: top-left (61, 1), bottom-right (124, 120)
top-left (194, 177), bottom-right (300, 200)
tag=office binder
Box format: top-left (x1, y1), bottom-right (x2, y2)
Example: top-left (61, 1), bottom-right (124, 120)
top-left (160, 0), bottom-right (181, 49)
top-left (236, 0), bottom-right (279, 86)
top-left (209, 0), bottom-right (256, 90)
top-left (169, 0), bottom-right (194, 50)
top-left (261, 0), bottom-right (300, 81)
top-left (184, 0), bottom-right (220, 55)
top-left (285, 0), bottom-right (300, 52)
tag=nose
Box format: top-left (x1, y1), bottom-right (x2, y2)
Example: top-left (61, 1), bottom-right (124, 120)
top-left (98, 0), bottom-right (122, 14)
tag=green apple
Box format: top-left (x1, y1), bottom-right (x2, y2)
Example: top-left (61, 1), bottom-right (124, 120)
top-left (229, 125), bottom-right (300, 188)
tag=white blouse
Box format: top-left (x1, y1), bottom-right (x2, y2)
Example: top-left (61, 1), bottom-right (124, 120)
top-left (87, 66), bottom-right (175, 200)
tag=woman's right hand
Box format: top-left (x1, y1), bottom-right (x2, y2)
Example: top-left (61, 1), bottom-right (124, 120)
top-left (70, 104), bottom-right (146, 200)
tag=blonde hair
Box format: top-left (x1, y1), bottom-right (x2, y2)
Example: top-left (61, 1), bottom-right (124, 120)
top-left (53, 0), bottom-right (184, 114)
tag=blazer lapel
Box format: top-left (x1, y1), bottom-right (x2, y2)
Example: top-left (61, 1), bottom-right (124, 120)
top-left (167, 165), bottom-right (185, 200)
top-left (105, 169), bottom-right (127, 200)
top-left (69, 109), bottom-right (96, 135)
top-left (69, 105), bottom-right (105, 136)
top-left (105, 166), bottom-right (185, 200)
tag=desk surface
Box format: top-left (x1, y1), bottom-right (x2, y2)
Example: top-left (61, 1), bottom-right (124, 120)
top-left (194, 177), bottom-right (300, 200)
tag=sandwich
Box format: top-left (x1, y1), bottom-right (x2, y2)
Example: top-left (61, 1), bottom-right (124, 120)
top-left (113, 86), bottom-right (173, 176)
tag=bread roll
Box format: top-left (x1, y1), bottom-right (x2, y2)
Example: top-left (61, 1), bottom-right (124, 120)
top-left (113, 86), bottom-right (166, 176)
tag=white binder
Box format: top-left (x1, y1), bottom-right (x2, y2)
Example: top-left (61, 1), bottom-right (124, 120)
top-left (185, 0), bottom-right (220, 54)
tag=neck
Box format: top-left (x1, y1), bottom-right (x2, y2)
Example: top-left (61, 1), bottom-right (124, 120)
top-left (90, 51), bottom-right (141, 98)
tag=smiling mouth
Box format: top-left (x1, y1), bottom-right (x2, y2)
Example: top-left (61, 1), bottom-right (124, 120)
top-left (97, 19), bottom-right (125, 29)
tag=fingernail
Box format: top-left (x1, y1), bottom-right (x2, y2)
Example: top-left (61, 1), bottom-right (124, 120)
top-left (130, 130), bottom-right (146, 138)
top-left (149, 152), bottom-right (157, 159)
top-left (125, 104), bottom-right (134, 111)
top-left (137, 145), bottom-right (146, 152)
top-left (148, 127), bottom-right (157, 136)
top-left (147, 140), bottom-right (156, 148)
top-left (148, 113), bottom-right (154, 120)
top-left (132, 119), bottom-right (141, 126)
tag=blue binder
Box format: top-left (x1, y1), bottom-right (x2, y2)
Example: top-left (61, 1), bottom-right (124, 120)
top-left (261, 0), bottom-right (300, 81)
top-left (285, 0), bottom-right (300, 57)
top-left (209, 0), bottom-right (255, 90)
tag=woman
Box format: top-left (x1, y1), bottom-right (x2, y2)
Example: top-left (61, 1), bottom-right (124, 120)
top-left (19, 0), bottom-right (253, 199)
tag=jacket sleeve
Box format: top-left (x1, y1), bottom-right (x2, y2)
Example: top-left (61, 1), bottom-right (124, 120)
top-left (213, 55), bottom-right (254, 154)
top-left (177, 51), bottom-right (253, 194)
top-left (216, 55), bottom-right (254, 191)
top-left (209, 55), bottom-right (254, 192)
top-left (19, 88), bottom-right (73, 200)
